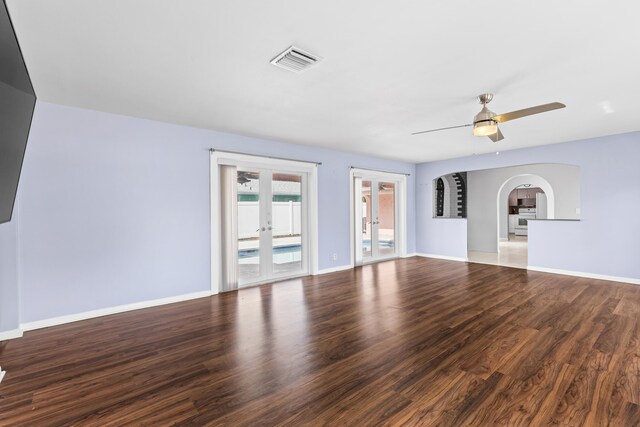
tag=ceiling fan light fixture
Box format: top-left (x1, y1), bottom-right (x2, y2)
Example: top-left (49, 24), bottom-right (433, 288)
top-left (412, 93), bottom-right (565, 141)
top-left (473, 102), bottom-right (498, 137)
top-left (473, 120), bottom-right (498, 136)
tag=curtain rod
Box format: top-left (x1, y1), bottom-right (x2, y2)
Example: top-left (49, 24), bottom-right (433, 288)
top-left (350, 166), bottom-right (411, 176)
top-left (210, 148), bottom-right (321, 166)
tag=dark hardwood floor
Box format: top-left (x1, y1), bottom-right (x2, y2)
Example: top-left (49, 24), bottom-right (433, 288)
top-left (1, 257), bottom-right (639, 426)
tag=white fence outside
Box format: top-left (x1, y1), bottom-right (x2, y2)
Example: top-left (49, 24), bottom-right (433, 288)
top-left (238, 201), bottom-right (302, 239)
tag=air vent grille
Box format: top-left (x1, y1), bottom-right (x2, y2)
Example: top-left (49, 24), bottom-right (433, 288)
top-left (270, 46), bottom-right (320, 72)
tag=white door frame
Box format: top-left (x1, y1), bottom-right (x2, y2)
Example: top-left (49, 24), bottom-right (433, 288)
top-left (349, 168), bottom-right (407, 267)
top-left (210, 151), bottom-right (319, 294)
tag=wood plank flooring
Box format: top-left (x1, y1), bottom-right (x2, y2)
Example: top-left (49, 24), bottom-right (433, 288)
top-left (1, 257), bottom-right (639, 426)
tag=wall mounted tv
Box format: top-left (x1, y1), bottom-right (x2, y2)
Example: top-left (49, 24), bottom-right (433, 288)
top-left (0, 1), bottom-right (36, 224)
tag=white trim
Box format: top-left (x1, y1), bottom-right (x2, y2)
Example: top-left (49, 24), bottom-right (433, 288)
top-left (527, 266), bottom-right (640, 285)
top-left (214, 151), bottom-right (317, 173)
top-left (315, 264), bottom-right (353, 275)
top-left (415, 253), bottom-right (469, 262)
top-left (349, 171), bottom-right (355, 267)
top-left (0, 328), bottom-right (23, 341)
top-left (403, 252), bottom-right (418, 258)
top-left (496, 174), bottom-right (555, 250)
top-left (20, 290), bottom-right (211, 332)
top-left (0, 369), bottom-right (5, 384)
top-left (349, 168), bottom-right (408, 268)
top-left (351, 168), bottom-right (409, 181)
top-left (309, 167), bottom-right (319, 276)
top-left (361, 254), bottom-right (399, 265)
top-left (210, 153), bottom-right (222, 295)
top-left (238, 270), bottom-right (311, 289)
top-left (353, 176), bottom-right (363, 266)
top-left (412, 254), bottom-right (639, 285)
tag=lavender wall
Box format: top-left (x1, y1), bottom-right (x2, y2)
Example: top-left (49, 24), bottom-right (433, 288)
top-left (416, 132), bottom-right (640, 281)
top-left (14, 102), bottom-right (415, 324)
top-left (0, 220), bottom-right (19, 332)
top-left (5, 101), bottom-right (636, 332)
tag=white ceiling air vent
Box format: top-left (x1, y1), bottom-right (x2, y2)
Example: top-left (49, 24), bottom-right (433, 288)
top-left (270, 46), bottom-right (321, 72)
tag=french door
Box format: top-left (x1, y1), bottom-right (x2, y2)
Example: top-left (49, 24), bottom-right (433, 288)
top-left (236, 168), bottom-right (308, 287)
top-left (354, 175), bottom-right (400, 264)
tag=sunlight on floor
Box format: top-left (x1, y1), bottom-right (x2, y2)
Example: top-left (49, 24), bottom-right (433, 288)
top-left (468, 235), bottom-right (528, 269)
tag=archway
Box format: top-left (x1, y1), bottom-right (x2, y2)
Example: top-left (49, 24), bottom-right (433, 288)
top-left (495, 174), bottom-right (555, 267)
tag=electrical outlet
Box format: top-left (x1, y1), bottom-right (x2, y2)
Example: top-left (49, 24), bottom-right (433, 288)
top-left (332, 253), bottom-right (337, 261)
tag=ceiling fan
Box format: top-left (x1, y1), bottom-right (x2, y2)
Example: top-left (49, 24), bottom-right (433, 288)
top-left (412, 93), bottom-right (566, 142)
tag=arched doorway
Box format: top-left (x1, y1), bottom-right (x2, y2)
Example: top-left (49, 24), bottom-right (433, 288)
top-left (496, 174), bottom-right (555, 268)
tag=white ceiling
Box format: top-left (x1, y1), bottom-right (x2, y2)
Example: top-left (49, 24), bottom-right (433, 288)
top-left (7, 0), bottom-right (640, 163)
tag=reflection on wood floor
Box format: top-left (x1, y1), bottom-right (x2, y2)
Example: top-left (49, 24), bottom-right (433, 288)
top-left (1, 257), bottom-right (639, 425)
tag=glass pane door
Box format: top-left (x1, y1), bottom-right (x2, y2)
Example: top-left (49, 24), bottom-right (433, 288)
top-left (236, 168), bottom-right (307, 287)
top-left (377, 182), bottom-right (396, 257)
top-left (361, 180), bottom-right (372, 259)
top-left (271, 173), bottom-right (303, 276)
top-left (237, 170), bottom-right (261, 284)
top-left (355, 177), bottom-right (398, 264)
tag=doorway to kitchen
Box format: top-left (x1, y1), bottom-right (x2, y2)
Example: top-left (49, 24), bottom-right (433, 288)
top-left (468, 173), bottom-right (554, 269)
top-left (501, 184), bottom-right (546, 267)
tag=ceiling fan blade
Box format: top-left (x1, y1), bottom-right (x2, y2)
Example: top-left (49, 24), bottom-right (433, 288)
top-left (488, 128), bottom-right (504, 142)
top-left (493, 102), bottom-right (566, 123)
top-left (411, 123), bottom-right (472, 135)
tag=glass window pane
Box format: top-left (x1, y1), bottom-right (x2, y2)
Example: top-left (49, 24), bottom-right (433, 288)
top-left (272, 173), bottom-right (302, 275)
top-left (362, 180), bottom-right (372, 258)
top-left (237, 170), bottom-right (260, 283)
top-left (378, 182), bottom-right (395, 256)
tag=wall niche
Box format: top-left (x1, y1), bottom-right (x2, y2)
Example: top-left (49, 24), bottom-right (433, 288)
top-left (432, 172), bottom-right (467, 218)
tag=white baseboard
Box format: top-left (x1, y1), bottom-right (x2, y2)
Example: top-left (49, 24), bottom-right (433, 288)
top-left (11, 264), bottom-right (636, 340)
top-left (20, 290), bottom-right (212, 332)
top-left (315, 264), bottom-right (353, 275)
top-left (403, 252), bottom-right (418, 258)
top-left (0, 328), bottom-right (23, 342)
top-left (527, 266), bottom-right (640, 285)
top-left (415, 253), bottom-right (468, 263)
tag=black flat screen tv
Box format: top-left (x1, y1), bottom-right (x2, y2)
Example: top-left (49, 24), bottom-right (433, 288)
top-left (0, 0), bottom-right (36, 224)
